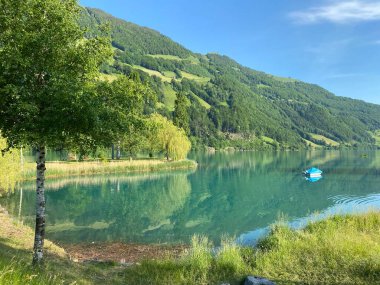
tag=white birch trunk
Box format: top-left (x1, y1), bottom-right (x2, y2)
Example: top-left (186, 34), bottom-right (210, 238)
top-left (32, 145), bottom-right (46, 265)
top-left (116, 141), bottom-right (121, 160)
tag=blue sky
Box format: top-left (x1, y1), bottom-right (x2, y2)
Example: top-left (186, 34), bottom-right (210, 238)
top-left (79, 0), bottom-right (380, 104)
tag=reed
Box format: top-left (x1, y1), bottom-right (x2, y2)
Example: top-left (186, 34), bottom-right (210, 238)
top-left (22, 159), bottom-right (197, 180)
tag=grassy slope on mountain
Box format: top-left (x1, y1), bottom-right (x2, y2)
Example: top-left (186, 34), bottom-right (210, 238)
top-left (80, 7), bottom-right (380, 149)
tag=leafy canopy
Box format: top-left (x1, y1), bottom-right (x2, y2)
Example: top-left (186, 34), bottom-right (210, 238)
top-left (0, 0), bottom-right (112, 149)
top-left (148, 114), bottom-right (191, 160)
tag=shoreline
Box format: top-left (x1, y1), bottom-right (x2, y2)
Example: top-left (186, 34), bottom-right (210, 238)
top-left (63, 242), bottom-right (189, 264)
top-left (1, 204), bottom-right (379, 284)
top-left (20, 158), bottom-right (198, 181)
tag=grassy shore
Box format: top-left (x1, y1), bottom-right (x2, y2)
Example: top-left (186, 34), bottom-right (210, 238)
top-left (0, 210), bottom-right (379, 284)
top-left (21, 159), bottom-right (197, 181)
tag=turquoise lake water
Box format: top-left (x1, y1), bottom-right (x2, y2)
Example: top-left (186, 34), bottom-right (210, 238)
top-left (2, 150), bottom-right (380, 246)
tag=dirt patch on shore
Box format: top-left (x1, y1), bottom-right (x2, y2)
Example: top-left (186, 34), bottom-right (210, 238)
top-left (64, 242), bottom-right (189, 263)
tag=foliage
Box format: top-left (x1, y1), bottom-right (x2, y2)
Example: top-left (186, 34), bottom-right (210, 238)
top-left (0, 0), bottom-right (112, 149)
top-left (148, 114), bottom-right (191, 160)
top-left (173, 92), bottom-right (190, 135)
top-left (92, 76), bottom-right (156, 145)
top-left (0, 136), bottom-right (21, 194)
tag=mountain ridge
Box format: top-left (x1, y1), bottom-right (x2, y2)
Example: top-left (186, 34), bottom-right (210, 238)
top-left (80, 7), bottom-right (380, 149)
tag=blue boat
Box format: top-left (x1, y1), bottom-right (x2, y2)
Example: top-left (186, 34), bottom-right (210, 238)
top-left (305, 176), bottom-right (322, 183)
top-left (304, 167), bottom-right (323, 178)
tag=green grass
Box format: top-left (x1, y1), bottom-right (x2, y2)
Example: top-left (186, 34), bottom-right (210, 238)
top-left (370, 130), bottom-right (380, 146)
top-left (162, 70), bottom-right (177, 79)
top-left (257, 83), bottom-right (270, 89)
top-left (148, 54), bottom-right (184, 61)
top-left (310, 133), bottom-right (340, 147)
top-left (1, 211), bottom-right (379, 284)
top-left (132, 65), bottom-right (173, 82)
top-left (98, 73), bottom-right (119, 82)
top-left (147, 54), bottom-right (200, 64)
top-left (261, 136), bottom-right (275, 144)
top-left (254, 212), bottom-right (380, 284)
top-left (181, 71), bottom-right (210, 84)
top-left (161, 83), bottom-right (177, 111)
top-left (303, 138), bottom-right (322, 148)
top-left (189, 92), bottom-right (211, 110)
top-left (123, 212), bottom-right (380, 285)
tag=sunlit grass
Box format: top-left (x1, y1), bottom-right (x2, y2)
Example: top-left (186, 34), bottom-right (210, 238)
top-left (254, 212), bottom-right (380, 284)
top-left (161, 83), bottom-right (177, 111)
top-left (371, 129), bottom-right (380, 147)
top-left (181, 71), bottom-right (210, 84)
top-left (22, 159), bottom-right (197, 180)
top-left (310, 133), bottom-right (340, 146)
top-left (123, 212), bottom-right (380, 285)
top-left (189, 93), bottom-right (211, 109)
top-left (1, 211), bottom-right (379, 284)
top-left (132, 65), bottom-right (173, 82)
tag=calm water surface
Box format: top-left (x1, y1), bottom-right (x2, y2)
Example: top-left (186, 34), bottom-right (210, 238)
top-left (2, 150), bottom-right (380, 245)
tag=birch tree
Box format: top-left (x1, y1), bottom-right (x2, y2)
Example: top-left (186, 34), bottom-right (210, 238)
top-left (0, 0), bottom-right (111, 264)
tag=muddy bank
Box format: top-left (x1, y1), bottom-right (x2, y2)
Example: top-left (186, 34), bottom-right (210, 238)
top-left (63, 242), bottom-right (189, 263)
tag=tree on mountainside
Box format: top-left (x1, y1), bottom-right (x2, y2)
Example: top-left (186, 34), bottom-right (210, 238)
top-left (0, 0), bottom-right (113, 265)
top-left (173, 92), bottom-right (190, 135)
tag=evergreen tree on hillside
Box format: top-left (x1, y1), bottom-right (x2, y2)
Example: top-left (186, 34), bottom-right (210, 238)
top-left (173, 92), bottom-right (190, 135)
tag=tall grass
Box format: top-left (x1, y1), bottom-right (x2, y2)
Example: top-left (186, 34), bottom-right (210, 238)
top-left (254, 212), bottom-right (380, 284)
top-left (0, 259), bottom-right (60, 285)
top-left (124, 212), bottom-right (380, 285)
top-left (22, 159), bottom-right (197, 180)
top-left (1, 212), bottom-right (379, 285)
top-left (124, 235), bottom-right (252, 285)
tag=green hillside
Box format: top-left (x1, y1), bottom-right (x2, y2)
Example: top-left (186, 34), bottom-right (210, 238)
top-left (80, 7), bottom-right (380, 149)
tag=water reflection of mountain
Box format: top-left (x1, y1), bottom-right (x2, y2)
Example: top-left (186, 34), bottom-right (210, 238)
top-left (2, 151), bottom-right (379, 245)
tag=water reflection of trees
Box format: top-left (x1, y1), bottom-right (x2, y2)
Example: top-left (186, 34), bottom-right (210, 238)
top-left (5, 172), bottom-right (192, 244)
top-left (2, 151), bottom-right (379, 244)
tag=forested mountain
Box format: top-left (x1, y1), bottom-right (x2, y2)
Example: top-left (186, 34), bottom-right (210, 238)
top-left (80, 7), bottom-right (380, 149)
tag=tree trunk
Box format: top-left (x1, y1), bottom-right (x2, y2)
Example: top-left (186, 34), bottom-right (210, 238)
top-left (111, 144), bottom-right (115, 160)
top-left (18, 187), bottom-right (23, 221)
top-left (116, 142), bottom-right (121, 160)
top-left (32, 146), bottom-right (46, 265)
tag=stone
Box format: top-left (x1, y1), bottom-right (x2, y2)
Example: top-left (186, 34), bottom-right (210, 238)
top-left (244, 276), bottom-right (276, 285)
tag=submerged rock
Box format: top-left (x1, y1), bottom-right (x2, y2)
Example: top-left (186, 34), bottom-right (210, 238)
top-left (244, 276), bottom-right (276, 285)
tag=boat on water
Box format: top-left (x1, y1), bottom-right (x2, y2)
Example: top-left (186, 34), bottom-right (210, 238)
top-left (304, 167), bottom-right (323, 178)
top-left (305, 176), bottom-right (322, 182)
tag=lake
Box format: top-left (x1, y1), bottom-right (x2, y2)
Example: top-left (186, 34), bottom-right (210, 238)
top-left (2, 150), bottom-right (380, 246)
